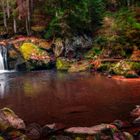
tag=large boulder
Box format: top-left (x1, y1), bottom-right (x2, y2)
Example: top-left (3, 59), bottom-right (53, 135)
top-left (0, 108), bottom-right (25, 131)
top-left (19, 43), bottom-right (51, 70)
top-left (64, 35), bottom-right (93, 58)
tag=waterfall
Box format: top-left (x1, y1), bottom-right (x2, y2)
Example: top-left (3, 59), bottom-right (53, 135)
top-left (0, 45), bottom-right (8, 71)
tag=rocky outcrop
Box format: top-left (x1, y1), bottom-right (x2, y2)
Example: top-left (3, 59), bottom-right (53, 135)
top-left (64, 35), bottom-right (93, 58)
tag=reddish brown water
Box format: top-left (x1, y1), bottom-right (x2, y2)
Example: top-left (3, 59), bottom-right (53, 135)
top-left (0, 71), bottom-right (140, 127)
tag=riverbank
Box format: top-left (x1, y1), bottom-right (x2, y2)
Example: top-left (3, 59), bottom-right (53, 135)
top-left (0, 36), bottom-right (139, 79)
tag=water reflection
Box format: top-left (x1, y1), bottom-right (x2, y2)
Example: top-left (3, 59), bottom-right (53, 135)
top-left (0, 74), bottom-right (7, 98)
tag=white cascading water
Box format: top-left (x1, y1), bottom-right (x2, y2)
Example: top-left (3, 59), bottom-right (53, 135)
top-left (0, 49), bottom-right (5, 70)
top-left (0, 45), bottom-right (8, 72)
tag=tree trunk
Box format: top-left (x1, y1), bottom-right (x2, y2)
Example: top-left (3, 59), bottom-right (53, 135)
top-left (6, 0), bottom-right (10, 18)
top-left (26, 0), bottom-right (31, 35)
top-left (26, 18), bottom-right (29, 35)
top-left (13, 18), bottom-right (17, 34)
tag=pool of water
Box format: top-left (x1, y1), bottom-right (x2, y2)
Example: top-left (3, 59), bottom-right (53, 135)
top-left (0, 70), bottom-right (139, 127)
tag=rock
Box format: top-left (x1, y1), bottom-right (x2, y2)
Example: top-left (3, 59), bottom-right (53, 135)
top-left (124, 71), bottom-right (139, 78)
top-left (15, 57), bottom-right (27, 71)
top-left (0, 108), bottom-right (25, 131)
top-left (131, 105), bottom-right (140, 124)
top-left (75, 137), bottom-right (84, 140)
top-left (131, 105), bottom-right (140, 117)
top-left (131, 62), bottom-right (140, 75)
top-left (65, 124), bottom-right (117, 135)
top-left (0, 136), bottom-right (4, 140)
top-left (131, 50), bottom-right (140, 60)
top-left (133, 116), bottom-right (140, 124)
top-left (42, 125), bottom-right (54, 137)
top-left (6, 44), bottom-right (24, 70)
top-left (64, 35), bottom-right (92, 58)
top-left (68, 60), bottom-right (90, 73)
top-left (113, 132), bottom-right (127, 140)
top-left (20, 43), bottom-right (50, 61)
top-left (19, 43), bottom-right (51, 70)
top-left (53, 38), bottom-right (64, 57)
top-left (26, 123), bottom-right (41, 140)
top-left (56, 57), bottom-right (73, 71)
top-left (31, 25), bottom-right (46, 32)
top-left (123, 132), bottom-right (134, 140)
top-left (112, 120), bottom-right (130, 129)
top-left (110, 60), bottom-right (131, 75)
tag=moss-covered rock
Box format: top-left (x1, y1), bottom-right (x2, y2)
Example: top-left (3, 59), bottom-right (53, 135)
top-left (131, 62), bottom-right (140, 75)
top-left (131, 50), bottom-right (140, 60)
top-left (68, 60), bottom-right (90, 73)
top-left (97, 62), bottom-right (111, 72)
top-left (19, 43), bottom-right (51, 70)
top-left (124, 70), bottom-right (139, 78)
top-left (110, 60), bottom-right (131, 75)
top-left (56, 57), bottom-right (72, 71)
top-left (0, 108), bottom-right (25, 131)
top-left (20, 43), bottom-right (50, 60)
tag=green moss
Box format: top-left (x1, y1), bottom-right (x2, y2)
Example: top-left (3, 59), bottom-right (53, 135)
top-left (131, 62), bottom-right (140, 71)
top-left (125, 73), bottom-right (139, 78)
top-left (56, 58), bottom-right (72, 71)
top-left (19, 43), bottom-right (50, 70)
top-left (110, 60), bottom-right (131, 75)
top-left (84, 47), bottom-right (102, 59)
top-left (97, 63), bottom-right (111, 72)
top-left (20, 43), bottom-right (40, 60)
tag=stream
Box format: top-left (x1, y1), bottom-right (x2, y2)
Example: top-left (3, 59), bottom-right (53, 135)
top-left (0, 70), bottom-right (140, 127)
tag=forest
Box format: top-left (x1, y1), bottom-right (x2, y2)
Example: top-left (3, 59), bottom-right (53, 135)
top-left (0, 0), bottom-right (139, 76)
